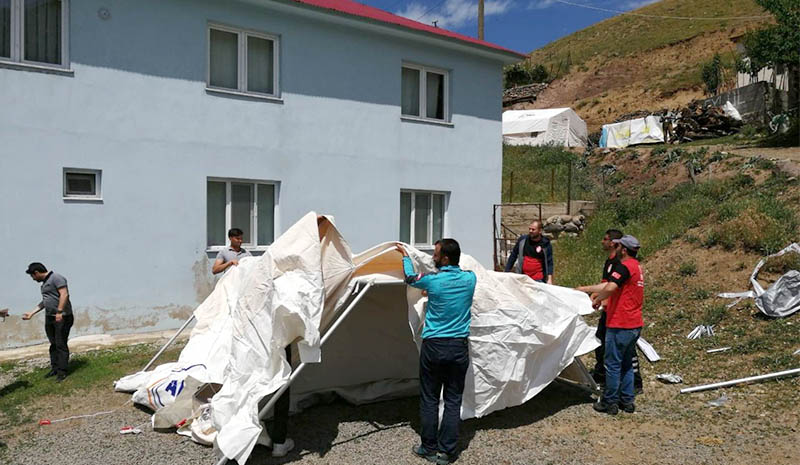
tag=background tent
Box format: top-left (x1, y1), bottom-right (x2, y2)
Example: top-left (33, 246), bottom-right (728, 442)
top-left (503, 108), bottom-right (588, 147)
top-left (599, 115), bottom-right (664, 148)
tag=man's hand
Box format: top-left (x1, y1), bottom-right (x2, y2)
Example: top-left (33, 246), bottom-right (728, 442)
top-left (394, 243), bottom-right (408, 257)
top-left (229, 259), bottom-right (239, 267)
top-left (22, 312), bottom-right (32, 320)
top-left (55, 313), bottom-right (63, 323)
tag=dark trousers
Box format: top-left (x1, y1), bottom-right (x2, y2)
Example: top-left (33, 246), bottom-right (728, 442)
top-left (595, 312), bottom-right (642, 389)
top-left (419, 337), bottom-right (469, 457)
top-left (45, 314), bottom-right (74, 375)
top-left (603, 327), bottom-right (641, 405)
top-left (268, 346), bottom-right (291, 444)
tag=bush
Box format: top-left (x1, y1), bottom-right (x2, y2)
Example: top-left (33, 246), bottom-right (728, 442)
top-left (762, 253), bottom-right (800, 274)
top-left (678, 261), bottom-right (698, 276)
top-left (715, 207), bottom-right (792, 254)
top-left (503, 63), bottom-right (550, 89)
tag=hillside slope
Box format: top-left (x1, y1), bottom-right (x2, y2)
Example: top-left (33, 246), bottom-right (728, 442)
top-left (519, 0), bottom-right (773, 132)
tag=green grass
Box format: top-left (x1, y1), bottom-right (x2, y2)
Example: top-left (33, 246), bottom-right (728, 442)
top-left (0, 344), bottom-right (182, 428)
top-left (502, 144), bottom-right (593, 203)
top-left (528, 0), bottom-right (768, 72)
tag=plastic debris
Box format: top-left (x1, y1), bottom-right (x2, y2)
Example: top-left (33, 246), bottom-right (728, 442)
top-left (657, 373), bottom-right (683, 384)
top-left (707, 394), bottom-right (729, 407)
top-left (637, 337), bottom-right (661, 362)
top-left (120, 426), bottom-right (142, 435)
top-left (706, 347), bottom-right (731, 354)
top-left (38, 419), bottom-right (51, 426)
top-left (793, 349), bottom-right (800, 356)
top-left (687, 325), bottom-right (714, 339)
top-left (719, 243), bottom-right (800, 318)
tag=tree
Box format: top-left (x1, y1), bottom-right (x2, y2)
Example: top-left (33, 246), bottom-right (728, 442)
top-left (503, 63), bottom-right (551, 89)
top-left (742, 0), bottom-right (799, 70)
top-left (702, 54), bottom-right (723, 96)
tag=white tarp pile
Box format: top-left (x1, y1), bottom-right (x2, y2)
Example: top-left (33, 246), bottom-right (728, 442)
top-left (719, 243), bottom-right (800, 318)
top-left (600, 115), bottom-right (664, 148)
top-left (502, 108), bottom-right (588, 147)
top-left (115, 212), bottom-right (598, 464)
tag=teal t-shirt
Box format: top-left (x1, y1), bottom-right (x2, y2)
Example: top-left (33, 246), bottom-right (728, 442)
top-left (402, 257), bottom-right (476, 339)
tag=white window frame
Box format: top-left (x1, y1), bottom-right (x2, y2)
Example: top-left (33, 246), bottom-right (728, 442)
top-left (63, 167), bottom-right (101, 201)
top-left (206, 23), bottom-right (280, 100)
top-left (401, 190), bottom-right (447, 248)
top-left (0, 0), bottom-right (71, 72)
top-left (401, 62), bottom-right (450, 123)
top-left (206, 178), bottom-right (279, 251)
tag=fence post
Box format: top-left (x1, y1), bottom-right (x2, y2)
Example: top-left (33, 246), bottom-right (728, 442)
top-left (567, 162), bottom-right (572, 215)
top-left (508, 171), bottom-right (514, 203)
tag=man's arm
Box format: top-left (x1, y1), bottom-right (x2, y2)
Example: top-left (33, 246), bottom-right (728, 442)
top-left (22, 304), bottom-right (43, 320)
top-left (576, 283), bottom-right (608, 294)
top-left (504, 236), bottom-right (521, 272)
top-left (54, 287), bottom-right (69, 323)
top-left (212, 257), bottom-right (238, 275)
top-left (395, 244), bottom-right (435, 290)
top-left (546, 242), bottom-right (554, 284)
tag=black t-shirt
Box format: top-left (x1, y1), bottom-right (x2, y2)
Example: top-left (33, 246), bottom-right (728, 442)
top-left (523, 237), bottom-right (546, 262)
top-left (602, 254), bottom-right (620, 282)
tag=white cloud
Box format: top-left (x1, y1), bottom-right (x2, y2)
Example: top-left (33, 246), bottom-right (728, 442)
top-left (620, 0), bottom-right (659, 10)
top-left (396, 0), bottom-right (514, 29)
top-left (527, 0), bottom-right (557, 10)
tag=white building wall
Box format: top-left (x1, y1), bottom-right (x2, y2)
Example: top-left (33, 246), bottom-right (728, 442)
top-left (0, 0), bottom-right (505, 348)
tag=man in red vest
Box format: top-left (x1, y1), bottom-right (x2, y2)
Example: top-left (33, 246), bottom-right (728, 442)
top-left (578, 235), bottom-right (644, 415)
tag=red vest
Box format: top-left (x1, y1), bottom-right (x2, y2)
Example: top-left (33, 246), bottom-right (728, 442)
top-left (606, 258), bottom-right (644, 329)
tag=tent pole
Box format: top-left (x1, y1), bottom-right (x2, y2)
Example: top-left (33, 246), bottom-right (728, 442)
top-left (680, 368), bottom-right (800, 394)
top-left (142, 314), bottom-right (195, 372)
top-left (215, 281), bottom-right (375, 465)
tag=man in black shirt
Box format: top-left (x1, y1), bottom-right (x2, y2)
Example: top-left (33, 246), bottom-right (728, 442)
top-left (505, 220), bottom-right (554, 284)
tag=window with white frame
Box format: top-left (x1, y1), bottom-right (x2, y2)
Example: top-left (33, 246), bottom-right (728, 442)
top-left (400, 191), bottom-right (446, 247)
top-left (63, 168), bottom-right (101, 200)
top-left (207, 179), bottom-right (277, 248)
top-left (401, 64), bottom-right (449, 121)
top-left (208, 24), bottom-right (278, 97)
top-left (0, 0), bottom-right (69, 68)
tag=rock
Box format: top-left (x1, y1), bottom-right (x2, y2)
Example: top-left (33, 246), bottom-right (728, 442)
top-left (571, 215), bottom-right (585, 224)
top-left (563, 222), bottom-right (580, 233)
top-left (542, 232), bottom-right (555, 239)
top-left (559, 214), bottom-right (573, 224)
top-left (546, 215), bottom-right (560, 225)
top-left (566, 232), bottom-right (578, 237)
top-left (544, 223), bottom-right (564, 233)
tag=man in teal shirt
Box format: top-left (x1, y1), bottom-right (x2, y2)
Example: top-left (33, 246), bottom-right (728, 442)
top-left (396, 239), bottom-right (476, 465)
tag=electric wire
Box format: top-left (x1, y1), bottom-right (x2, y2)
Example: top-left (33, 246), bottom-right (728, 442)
top-left (553, 0), bottom-right (772, 21)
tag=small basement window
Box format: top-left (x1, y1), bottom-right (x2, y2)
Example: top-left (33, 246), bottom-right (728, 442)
top-left (63, 168), bottom-right (101, 200)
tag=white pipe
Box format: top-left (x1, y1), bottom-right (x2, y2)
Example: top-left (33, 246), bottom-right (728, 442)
top-left (680, 368), bottom-right (800, 394)
top-left (214, 281), bottom-right (375, 465)
top-left (142, 315), bottom-right (195, 372)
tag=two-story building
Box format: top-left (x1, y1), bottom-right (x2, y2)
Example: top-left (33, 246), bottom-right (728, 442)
top-left (0, 0), bottom-right (522, 348)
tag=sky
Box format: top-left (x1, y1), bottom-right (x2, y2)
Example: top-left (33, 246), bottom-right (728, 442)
top-left (358, 0), bottom-right (660, 54)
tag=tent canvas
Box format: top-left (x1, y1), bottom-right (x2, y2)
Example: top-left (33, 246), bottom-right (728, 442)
top-left (599, 115), bottom-right (664, 148)
top-left (115, 213), bottom-right (599, 464)
top-left (502, 108), bottom-right (588, 147)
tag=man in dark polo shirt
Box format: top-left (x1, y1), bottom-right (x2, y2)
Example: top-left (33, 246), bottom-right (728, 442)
top-left (504, 220), bottom-right (554, 284)
top-left (22, 262), bottom-right (74, 382)
top-left (577, 235), bottom-right (644, 415)
top-left (212, 228), bottom-right (253, 275)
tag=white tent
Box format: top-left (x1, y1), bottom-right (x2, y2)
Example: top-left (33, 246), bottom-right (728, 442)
top-left (116, 213), bottom-right (599, 464)
top-left (503, 108), bottom-right (588, 147)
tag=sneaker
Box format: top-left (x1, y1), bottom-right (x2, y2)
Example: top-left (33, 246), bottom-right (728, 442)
top-left (619, 402), bottom-right (636, 413)
top-left (55, 373), bottom-right (67, 383)
top-left (271, 438), bottom-right (294, 457)
top-left (411, 444), bottom-right (438, 463)
top-left (593, 399), bottom-right (618, 415)
top-left (634, 385), bottom-right (644, 395)
top-left (256, 428), bottom-right (272, 448)
top-left (435, 452), bottom-right (452, 465)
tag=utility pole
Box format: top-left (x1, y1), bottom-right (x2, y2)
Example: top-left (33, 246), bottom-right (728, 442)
top-left (478, 0), bottom-right (484, 39)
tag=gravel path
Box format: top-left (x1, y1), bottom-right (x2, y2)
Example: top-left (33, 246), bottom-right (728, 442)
top-left (2, 357), bottom-right (798, 465)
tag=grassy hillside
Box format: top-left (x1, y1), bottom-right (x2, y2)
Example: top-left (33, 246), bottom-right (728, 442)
top-left (529, 0), bottom-right (768, 74)
top-left (518, 0), bottom-right (775, 131)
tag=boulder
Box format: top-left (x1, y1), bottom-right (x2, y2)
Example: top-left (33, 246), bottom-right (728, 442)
top-left (546, 215), bottom-right (561, 225)
top-left (544, 223), bottom-right (564, 233)
top-left (559, 214), bottom-right (574, 224)
top-left (563, 222), bottom-right (580, 233)
top-left (571, 215), bottom-right (585, 224)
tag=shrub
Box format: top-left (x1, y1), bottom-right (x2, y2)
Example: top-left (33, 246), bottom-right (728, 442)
top-left (715, 208), bottom-right (790, 254)
top-left (678, 261), bottom-right (698, 276)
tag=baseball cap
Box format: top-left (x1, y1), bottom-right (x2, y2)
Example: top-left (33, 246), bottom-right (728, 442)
top-left (613, 235), bottom-right (641, 250)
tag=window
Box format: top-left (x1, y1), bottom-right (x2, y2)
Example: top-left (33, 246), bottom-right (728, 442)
top-left (401, 64), bottom-right (448, 121)
top-left (0, 0), bottom-right (69, 68)
top-left (400, 191), bottom-right (446, 247)
top-left (207, 179), bottom-right (277, 248)
top-left (63, 168), bottom-right (101, 200)
top-left (208, 24), bottom-right (278, 97)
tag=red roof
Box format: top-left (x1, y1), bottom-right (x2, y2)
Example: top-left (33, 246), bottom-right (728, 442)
top-left (286, 0), bottom-right (525, 58)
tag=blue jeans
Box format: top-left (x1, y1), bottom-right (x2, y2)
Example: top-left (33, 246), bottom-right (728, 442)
top-left (603, 327), bottom-right (641, 405)
top-left (419, 337), bottom-right (469, 457)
